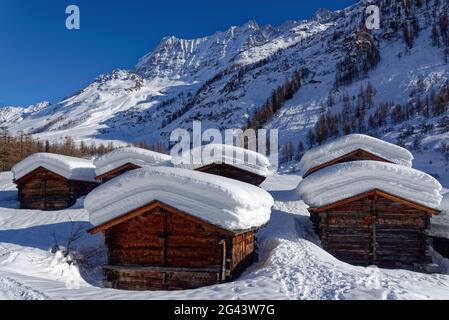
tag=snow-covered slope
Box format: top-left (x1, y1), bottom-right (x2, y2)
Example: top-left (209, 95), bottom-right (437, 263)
top-left (0, 2), bottom-right (346, 145)
top-left (1, 0), bottom-right (449, 182)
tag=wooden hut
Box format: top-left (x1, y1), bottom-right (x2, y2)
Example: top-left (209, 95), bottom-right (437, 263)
top-left (300, 134), bottom-right (414, 178)
top-left (94, 147), bottom-right (172, 183)
top-left (298, 161), bottom-right (442, 270)
top-left (12, 153), bottom-right (98, 210)
top-left (173, 144), bottom-right (270, 186)
top-left (86, 166), bottom-right (273, 290)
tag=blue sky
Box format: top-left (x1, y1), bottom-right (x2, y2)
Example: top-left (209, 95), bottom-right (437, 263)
top-left (0, 0), bottom-right (357, 107)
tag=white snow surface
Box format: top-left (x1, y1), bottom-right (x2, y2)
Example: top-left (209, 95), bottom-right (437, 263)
top-left (85, 166), bottom-right (274, 231)
top-left (11, 153), bottom-right (96, 182)
top-left (94, 147), bottom-right (172, 177)
top-left (299, 134), bottom-right (414, 175)
top-left (172, 144), bottom-right (271, 177)
top-left (297, 161), bottom-right (442, 209)
top-left (2, 172), bottom-right (449, 300)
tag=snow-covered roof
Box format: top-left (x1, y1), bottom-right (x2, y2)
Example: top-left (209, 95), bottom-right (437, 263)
top-left (297, 161), bottom-right (442, 210)
top-left (172, 144), bottom-right (271, 177)
top-left (85, 166), bottom-right (274, 231)
top-left (12, 153), bottom-right (96, 182)
top-left (94, 147), bottom-right (172, 177)
top-left (299, 134), bottom-right (414, 175)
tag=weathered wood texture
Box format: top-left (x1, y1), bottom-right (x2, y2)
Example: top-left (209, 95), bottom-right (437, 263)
top-left (431, 236), bottom-right (449, 259)
top-left (95, 163), bottom-right (141, 183)
top-left (103, 266), bottom-right (220, 291)
top-left (304, 149), bottom-right (393, 177)
top-left (310, 192), bottom-right (434, 269)
top-left (195, 163), bottom-right (266, 186)
top-left (100, 202), bottom-right (258, 290)
top-left (15, 167), bottom-right (98, 211)
top-left (228, 231), bottom-right (257, 279)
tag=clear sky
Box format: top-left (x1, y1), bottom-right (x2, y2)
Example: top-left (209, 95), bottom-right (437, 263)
top-left (0, 0), bottom-right (357, 107)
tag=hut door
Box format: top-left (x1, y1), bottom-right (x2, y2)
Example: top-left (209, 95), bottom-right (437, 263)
top-left (42, 171), bottom-right (48, 210)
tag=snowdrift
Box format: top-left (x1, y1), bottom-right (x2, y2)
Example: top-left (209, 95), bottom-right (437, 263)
top-left (11, 153), bottom-right (96, 182)
top-left (94, 147), bottom-right (172, 177)
top-left (297, 161), bottom-right (442, 209)
top-left (172, 144), bottom-right (271, 177)
top-left (85, 166), bottom-right (274, 231)
top-left (299, 134), bottom-right (414, 175)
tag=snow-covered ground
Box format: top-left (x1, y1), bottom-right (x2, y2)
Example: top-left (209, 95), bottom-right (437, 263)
top-left (1, 171), bottom-right (449, 300)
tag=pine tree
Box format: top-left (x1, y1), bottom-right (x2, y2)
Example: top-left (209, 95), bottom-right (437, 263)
top-left (306, 129), bottom-right (316, 148)
top-left (296, 142), bottom-right (305, 161)
top-left (314, 115), bottom-right (329, 145)
top-left (432, 24), bottom-right (440, 47)
top-left (327, 92), bottom-right (334, 108)
top-left (402, 21), bottom-right (413, 49)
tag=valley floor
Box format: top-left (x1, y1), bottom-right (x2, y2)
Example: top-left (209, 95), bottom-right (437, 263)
top-left (0, 171), bottom-right (449, 300)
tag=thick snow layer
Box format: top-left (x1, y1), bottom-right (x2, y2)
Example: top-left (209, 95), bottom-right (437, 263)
top-left (172, 144), bottom-right (271, 177)
top-left (85, 166), bottom-right (274, 231)
top-left (11, 153), bottom-right (96, 182)
top-left (299, 134), bottom-right (414, 175)
top-left (297, 161), bottom-right (442, 209)
top-left (94, 147), bottom-right (172, 177)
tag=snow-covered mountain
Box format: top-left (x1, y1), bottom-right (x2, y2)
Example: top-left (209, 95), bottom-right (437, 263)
top-left (0, 2), bottom-right (344, 144)
top-left (1, 0), bottom-right (449, 179)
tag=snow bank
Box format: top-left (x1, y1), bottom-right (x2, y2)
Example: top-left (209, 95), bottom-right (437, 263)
top-left (299, 134), bottom-right (414, 175)
top-left (94, 147), bottom-right (172, 177)
top-left (85, 166), bottom-right (274, 231)
top-left (297, 161), bottom-right (442, 209)
top-left (172, 144), bottom-right (271, 177)
top-left (11, 153), bottom-right (96, 182)
top-left (430, 192), bottom-right (449, 238)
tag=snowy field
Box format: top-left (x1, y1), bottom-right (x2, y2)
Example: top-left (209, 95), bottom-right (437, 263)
top-left (1, 171), bottom-right (449, 300)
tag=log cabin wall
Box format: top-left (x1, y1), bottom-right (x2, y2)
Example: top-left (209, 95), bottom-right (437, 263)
top-left (16, 167), bottom-right (98, 211)
top-left (311, 193), bottom-right (433, 269)
top-left (304, 149), bottom-right (392, 177)
top-left (196, 163), bottom-right (266, 186)
top-left (102, 203), bottom-right (258, 290)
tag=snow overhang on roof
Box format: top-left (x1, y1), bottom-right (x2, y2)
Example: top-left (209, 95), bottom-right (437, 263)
top-left (297, 161), bottom-right (442, 210)
top-left (299, 134), bottom-right (414, 175)
top-left (85, 166), bottom-right (274, 232)
top-left (94, 147), bottom-right (172, 177)
top-left (172, 144), bottom-right (272, 177)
